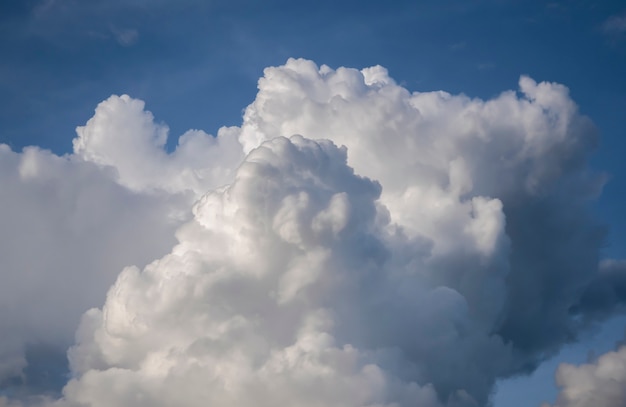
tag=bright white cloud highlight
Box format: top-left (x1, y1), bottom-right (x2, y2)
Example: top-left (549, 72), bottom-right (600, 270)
top-left (74, 94), bottom-right (243, 195)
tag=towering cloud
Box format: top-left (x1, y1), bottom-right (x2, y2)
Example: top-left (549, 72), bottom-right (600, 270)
top-left (1, 59), bottom-right (623, 406)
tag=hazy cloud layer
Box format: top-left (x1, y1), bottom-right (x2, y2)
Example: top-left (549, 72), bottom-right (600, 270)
top-left (1, 59), bottom-right (624, 406)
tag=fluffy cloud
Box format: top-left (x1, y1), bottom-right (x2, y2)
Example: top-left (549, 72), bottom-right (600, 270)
top-left (73, 94), bottom-right (243, 195)
top-left (59, 135), bottom-right (451, 407)
top-left (1, 58), bottom-right (623, 407)
top-left (237, 59), bottom-right (607, 360)
top-left (544, 339), bottom-right (626, 407)
top-left (0, 96), bottom-right (242, 396)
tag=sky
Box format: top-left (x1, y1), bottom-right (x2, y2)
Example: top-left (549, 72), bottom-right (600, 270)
top-left (0, 1), bottom-right (626, 406)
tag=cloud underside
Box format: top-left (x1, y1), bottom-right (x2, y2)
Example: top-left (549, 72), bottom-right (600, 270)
top-left (1, 58), bottom-right (625, 407)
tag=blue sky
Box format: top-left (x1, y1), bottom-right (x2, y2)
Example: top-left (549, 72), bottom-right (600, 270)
top-left (1, 1), bottom-right (626, 406)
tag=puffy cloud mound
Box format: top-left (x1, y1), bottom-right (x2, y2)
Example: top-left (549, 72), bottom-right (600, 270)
top-left (60, 135), bottom-right (447, 407)
top-left (73, 94), bottom-right (243, 195)
top-left (1, 58), bottom-right (624, 406)
top-left (0, 95), bottom-right (243, 396)
top-left (238, 59), bottom-right (607, 360)
top-left (544, 340), bottom-right (626, 407)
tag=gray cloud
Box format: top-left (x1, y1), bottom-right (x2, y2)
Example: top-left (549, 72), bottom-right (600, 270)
top-left (570, 260), bottom-right (626, 319)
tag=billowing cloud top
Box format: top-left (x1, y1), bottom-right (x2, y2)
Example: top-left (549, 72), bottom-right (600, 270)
top-left (1, 58), bottom-right (624, 407)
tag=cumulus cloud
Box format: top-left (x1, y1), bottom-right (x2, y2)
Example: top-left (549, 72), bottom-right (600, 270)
top-left (73, 94), bottom-right (243, 195)
top-left (1, 58), bottom-right (624, 407)
top-left (544, 340), bottom-right (626, 407)
top-left (0, 96), bottom-right (242, 396)
top-left (237, 59), bottom-right (608, 358)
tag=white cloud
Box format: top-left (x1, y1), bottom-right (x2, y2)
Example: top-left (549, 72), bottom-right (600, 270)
top-left (0, 145), bottom-right (177, 382)
top-left (544, 342), bottom-right (626, 407)
top-left (73, 94), bottom-right (243, 195)
top-left (1, 59), bottom-right (622, 407)
top-left (0, 96), bottom-right (243, 394)
top-left (59, 135), bottom-right (459, 407)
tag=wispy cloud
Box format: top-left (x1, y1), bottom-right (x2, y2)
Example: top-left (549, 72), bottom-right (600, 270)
top-left (109, 26), bottom-right (139, 46)
top-left (477, 61), bottom-right (496, 70)
top-left (32, 0), bottom-right (57, 17)
top-left (449, 41), bottom-right (467, 51)
top-left (603, 13), bottom-right (626, 36)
